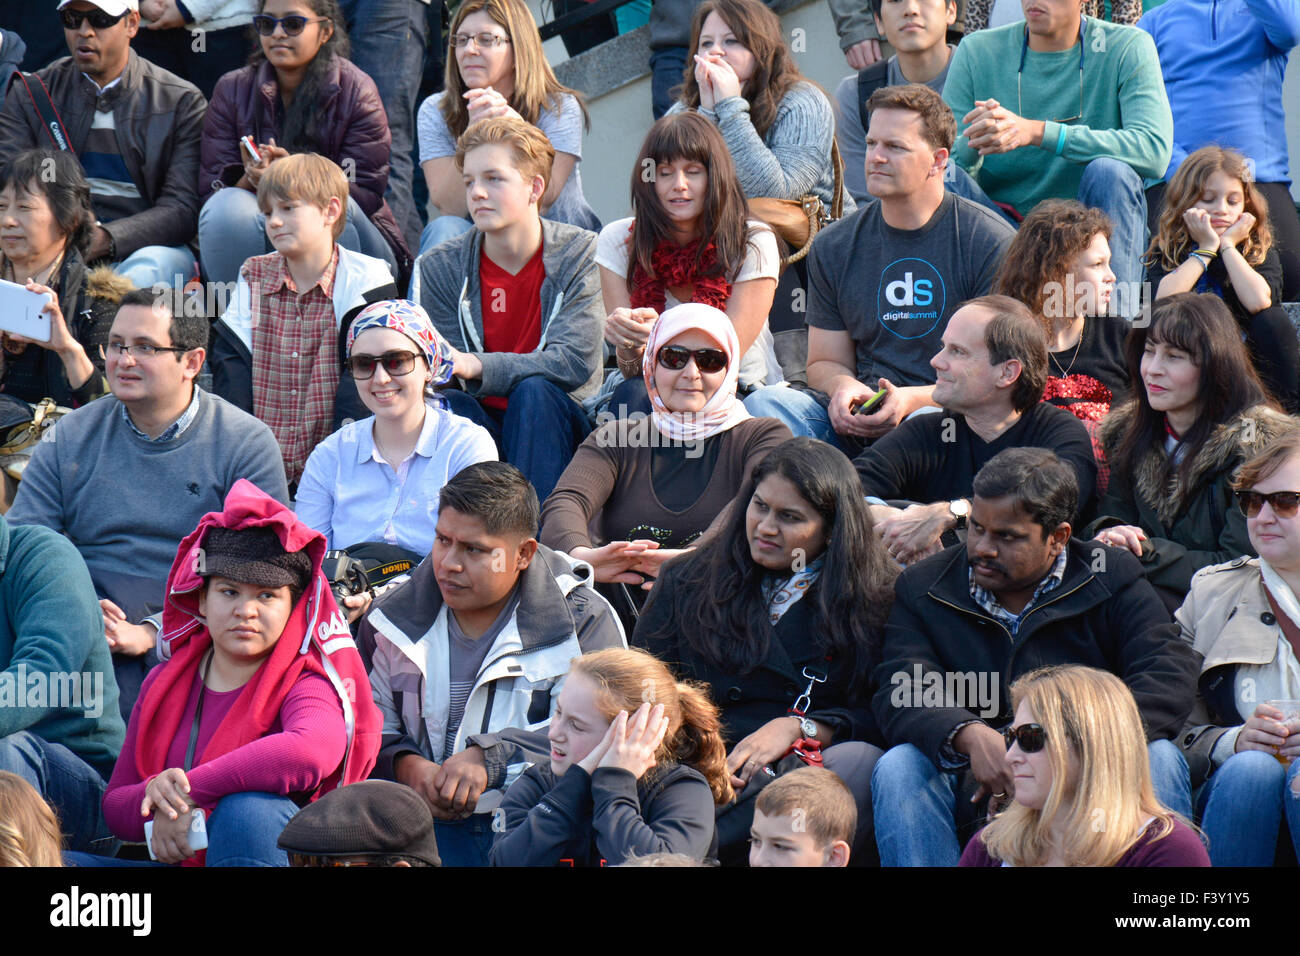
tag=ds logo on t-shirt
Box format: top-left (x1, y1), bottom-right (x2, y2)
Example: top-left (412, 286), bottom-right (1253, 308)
top-left (877, 258), bottom-right (946, 340)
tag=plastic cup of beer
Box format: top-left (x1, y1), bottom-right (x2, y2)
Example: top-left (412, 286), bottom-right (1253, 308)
top-left (1266, 699), bottom-right (1300, 765)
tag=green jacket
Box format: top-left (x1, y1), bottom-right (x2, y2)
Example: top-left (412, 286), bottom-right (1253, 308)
top-left (0, 513), bottom-right (123, 779)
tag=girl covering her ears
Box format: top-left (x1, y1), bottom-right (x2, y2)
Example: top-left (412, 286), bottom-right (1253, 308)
top-left (960, 665), bottom-right (1208, 867)
top-left (97, 480), bottom-right (381, 866)
top-left (415, 0), bottom-right (599, 253)
top-left (597, 112), bottom-right (780, 415)
top-left (198, 0), bottom-right (410, 287)
top-left (1146, 146), bottom-right (1299, 412)
top-left (490, 647), bottom-right (732, 866)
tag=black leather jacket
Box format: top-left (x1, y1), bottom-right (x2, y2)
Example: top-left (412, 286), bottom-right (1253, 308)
top-left (0, 50), bottom-right (206, 258)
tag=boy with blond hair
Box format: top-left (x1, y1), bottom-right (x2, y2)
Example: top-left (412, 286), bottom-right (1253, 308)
top-left (411, 117), bottom-right (602, 501)
top-left (749, 768), bottom-right (856, 867)
top-left (212, 153), bottom-right (399, 486)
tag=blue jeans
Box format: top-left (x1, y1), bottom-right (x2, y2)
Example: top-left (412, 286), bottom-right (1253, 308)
top-left (743, 384), bottom-right (843, 448)
top-left (338, 0), bottom-right (427, 249)
top-left (198, 186), bottom-right (399, 287)
top-left (944, 165), bottom-right (1016, 222)
top-left (443, 376), bottom-right (591, 502)
top-left (417, 215), bottom-right (475, 257)
top-left (116, 245), bottom-right (198, 289)
top-left (435, 815), bottom-right (495, 867)
top-left (872, 739), bottom-right (1192, 866)
top-left (1197, 750), bottom-right (1300, 866)
top-left (205, 792), bottom-right (300, 867)
top-left (0, 730), bottom-right (116, 855)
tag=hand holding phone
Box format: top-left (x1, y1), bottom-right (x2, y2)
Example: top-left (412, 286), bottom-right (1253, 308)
top-left (851, 385), bottom-right (888, 415)
top-left (239, 135), bottom-right (263, 166)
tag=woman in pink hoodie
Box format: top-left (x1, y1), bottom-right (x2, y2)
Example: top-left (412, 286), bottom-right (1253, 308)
top-left (97, 479), bottom-right (381, 866)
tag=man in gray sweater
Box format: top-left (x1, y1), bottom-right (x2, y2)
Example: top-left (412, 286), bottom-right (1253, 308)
top-left (8, 287), bottom-right (288, 717)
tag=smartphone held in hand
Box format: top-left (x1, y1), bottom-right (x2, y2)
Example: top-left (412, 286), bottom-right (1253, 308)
top-left (0, 278), bottom-right (53, 342)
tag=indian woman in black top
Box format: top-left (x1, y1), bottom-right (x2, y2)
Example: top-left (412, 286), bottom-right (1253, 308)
top-left (633, 436), bottom-right (896, 864)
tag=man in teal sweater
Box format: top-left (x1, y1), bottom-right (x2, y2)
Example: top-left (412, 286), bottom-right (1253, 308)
top-left (942, 0), bottom-right (1172, 295)
top-left (0, 511), bottom-right (124, 854)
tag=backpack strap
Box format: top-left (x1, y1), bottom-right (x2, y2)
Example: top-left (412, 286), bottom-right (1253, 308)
top-left (14, 72), bottom-right (76, 155)
top-left (856, 59), bottom-right (890, 145)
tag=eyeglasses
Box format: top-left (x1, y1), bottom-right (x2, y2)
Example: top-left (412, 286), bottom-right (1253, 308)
top-left (1017, 22), bottom-right (1084, 125)
top-left (450, 31), bottom-right (511, 49)
top-left (252, 14), bottom-right (330, 36)
top-left (1236, 489), bottom-right (1300, 519)
top-left (103, 341), bottom-right (192, 359)
top-left (1003, 722), bottom-right (1047, 753)
top-left (347, 350), bottom-right (419, 379)
top-left (656, 345), bottom-right (727, 373)
top-left (59, 8), bottom-right (127, 29)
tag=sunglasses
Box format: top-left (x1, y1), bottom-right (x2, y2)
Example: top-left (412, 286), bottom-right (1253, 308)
top-left (59, 8), bottom-right (127, 29)
top-left (252, 13), bottom-right (330, 35)
top-left (1003, 723), bottom-right (1047, 753)
top-left (1236, 489), bottom-right (1300, 519)
top-left (347, 350), bottom-right (419, 379)
top-left (656, 345), bottom-right (727, 373)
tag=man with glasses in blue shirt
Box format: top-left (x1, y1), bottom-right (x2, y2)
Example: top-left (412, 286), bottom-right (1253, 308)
top-left (7, 287), bottom-right (287, 719)
top-left (940, 0), bottom-right (1173, 297)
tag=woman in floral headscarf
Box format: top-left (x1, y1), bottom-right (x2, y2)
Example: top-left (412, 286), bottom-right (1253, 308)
top-left (296, 299), bottom-right (499, 571)
top-left (540, 302), bottom-right (790, 621)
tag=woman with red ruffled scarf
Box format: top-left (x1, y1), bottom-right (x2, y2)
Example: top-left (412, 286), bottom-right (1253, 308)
top-left (594, 111), bottom-right (780, 416)
top-left (93, 479), bottom-right (381, 866)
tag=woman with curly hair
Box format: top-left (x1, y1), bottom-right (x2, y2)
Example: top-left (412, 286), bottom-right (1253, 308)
top-left (994, 200), bottom-right (1128, 473)
top-left (960, 665), bottom-right (1208, 867)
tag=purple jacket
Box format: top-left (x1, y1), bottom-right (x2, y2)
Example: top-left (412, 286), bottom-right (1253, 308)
top-left (959, 818), bottom-right (1210, 867)
top-left (199, 56), bottom-right (411, 281)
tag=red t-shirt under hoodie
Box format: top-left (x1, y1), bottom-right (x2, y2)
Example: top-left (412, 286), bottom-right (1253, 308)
top-left (479, 242), bottom-right (545, 411)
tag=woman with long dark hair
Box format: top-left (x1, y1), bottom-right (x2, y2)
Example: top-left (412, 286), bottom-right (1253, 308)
top-left (632, 436), bottom-right (895, 863)
top-left (197, 0), bottom-right (409, 287)
top-left (1091, 293), bottom-right (1295, 610)
top-left (599, 112), bottom-right (779, 414)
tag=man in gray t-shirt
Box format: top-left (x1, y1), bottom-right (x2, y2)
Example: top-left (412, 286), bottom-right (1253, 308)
top-left (744, 84), bottom-right (1015, 453)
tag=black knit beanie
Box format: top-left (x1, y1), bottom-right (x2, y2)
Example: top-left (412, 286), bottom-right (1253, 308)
top-left (200, 526), bottom-right (313, 593)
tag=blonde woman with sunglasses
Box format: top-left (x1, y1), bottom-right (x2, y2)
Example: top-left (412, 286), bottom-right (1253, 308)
top-left (961, 665), bottom-right (1208, 867)
top-left (1175, 429), bottom-right (1300, 865)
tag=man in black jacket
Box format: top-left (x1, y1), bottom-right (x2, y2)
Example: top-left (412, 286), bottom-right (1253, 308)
top-left (858, 294), bottom-right (1096, 565)
top-left (0, 0), bottom-right (204, 288)
top-left (870, 447), bottom-right (1199, 866)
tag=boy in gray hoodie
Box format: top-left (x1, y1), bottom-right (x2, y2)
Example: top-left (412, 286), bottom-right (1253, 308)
top-left (411, 116), bottom-right (603, 502)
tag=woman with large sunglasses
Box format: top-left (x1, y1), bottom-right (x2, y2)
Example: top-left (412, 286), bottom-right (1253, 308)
top-left (1175, 429), bottom-right (1300, 865)
top-left (197, 0), bottom-right (410, 289)
top-left (961, 665), bottom-right (1209, 867)
top-left (295, 301), bottom-right (497, 618)
top-left (541, 302), bottom-right (789, 618)
top-left (630, 434), bottom-right (895, 865)
top-left (1089, 293), bottom-right (1295, 613)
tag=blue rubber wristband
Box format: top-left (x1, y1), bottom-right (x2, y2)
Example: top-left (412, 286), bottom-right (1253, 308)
top-left (1054, 124), bottom-right (1067, 156)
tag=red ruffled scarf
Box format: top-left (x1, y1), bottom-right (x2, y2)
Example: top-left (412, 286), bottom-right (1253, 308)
top-left (628, 230), bottom-right (732, 312)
